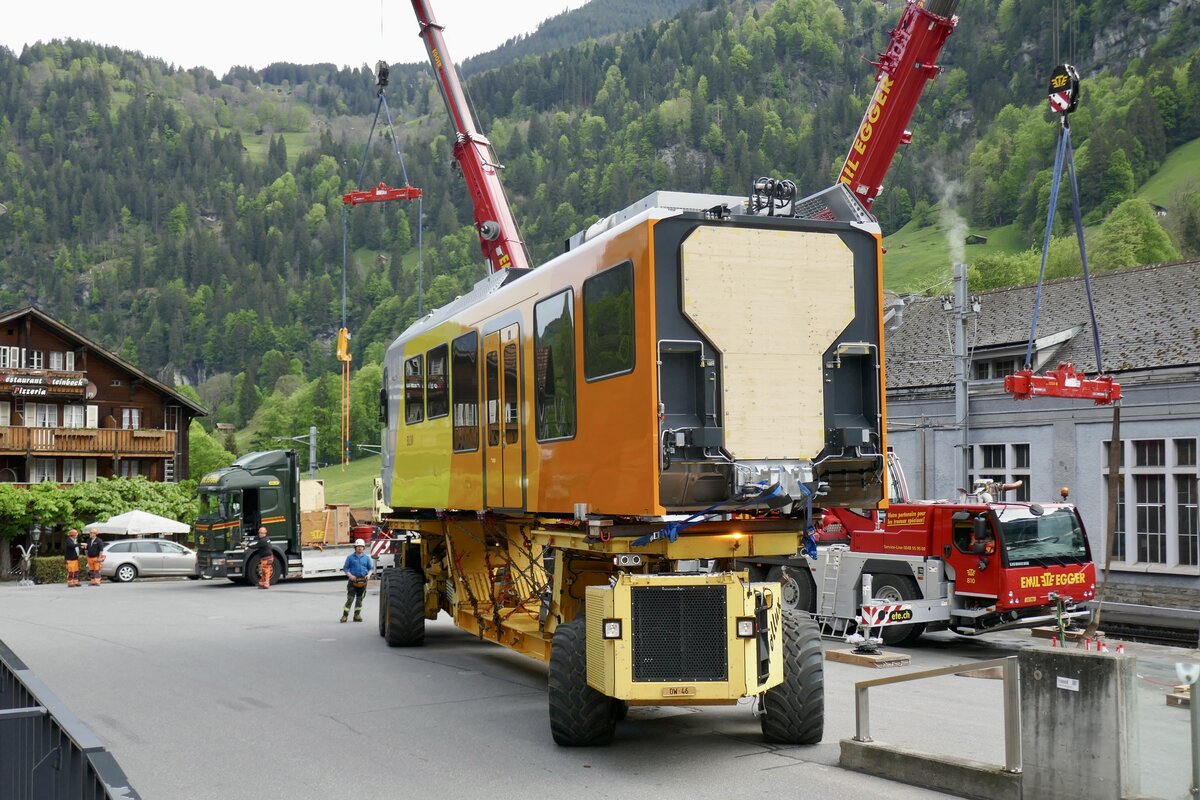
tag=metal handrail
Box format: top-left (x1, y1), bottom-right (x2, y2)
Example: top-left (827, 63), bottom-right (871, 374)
top-left (853, 655), bottom-right (1022, 774)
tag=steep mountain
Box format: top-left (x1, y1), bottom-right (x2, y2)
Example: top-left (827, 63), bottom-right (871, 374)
top-left (0, 0), bottom-right (1196, 449)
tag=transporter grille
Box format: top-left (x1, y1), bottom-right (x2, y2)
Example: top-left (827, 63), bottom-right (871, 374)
top-left (631, 586), bottom-right (728, 682)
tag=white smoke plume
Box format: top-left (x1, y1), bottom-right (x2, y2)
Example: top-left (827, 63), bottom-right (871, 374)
top-left (934, 171), bottom-right (968, 269)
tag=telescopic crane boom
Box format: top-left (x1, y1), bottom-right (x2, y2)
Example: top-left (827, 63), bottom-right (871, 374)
top-left (410, 0), bottom-right (530, 273)
top-left (837, 0), bottom-right (960, 209)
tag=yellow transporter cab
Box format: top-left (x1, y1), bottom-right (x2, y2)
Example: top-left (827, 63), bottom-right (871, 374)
top-left (381, 190), bottom-right (888, 519)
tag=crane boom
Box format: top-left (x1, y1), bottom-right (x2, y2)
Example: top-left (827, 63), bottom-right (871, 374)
top-left (410, 0), bottom-right (530, 273)
top-left (838, 0), bottom-right (960, 209)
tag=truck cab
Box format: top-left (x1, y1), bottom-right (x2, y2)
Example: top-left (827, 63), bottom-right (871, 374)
top-left (194, 450), bottom-right (300, 583)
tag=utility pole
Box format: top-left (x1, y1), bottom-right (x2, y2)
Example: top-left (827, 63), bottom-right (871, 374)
top-left (945, 263), bottom-right (980, 499)
top-left (308, 426), bottom-right (317, 481)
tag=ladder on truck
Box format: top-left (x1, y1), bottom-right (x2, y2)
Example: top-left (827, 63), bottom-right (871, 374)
top-left (815, 545), bottom-right (854, 638)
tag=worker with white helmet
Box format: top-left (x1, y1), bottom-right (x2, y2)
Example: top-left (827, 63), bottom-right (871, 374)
top-left (340, 539), bottom-right (374, 622)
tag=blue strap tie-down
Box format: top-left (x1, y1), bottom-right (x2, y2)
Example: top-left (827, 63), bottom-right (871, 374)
top-left (630, 483), bottom-right (792, 548)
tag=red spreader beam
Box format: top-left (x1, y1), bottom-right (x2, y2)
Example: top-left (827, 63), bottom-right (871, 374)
top-left (1004, 362), bottom-right (1121, 405)
top-left (343, 182), bottom-right (423, 206)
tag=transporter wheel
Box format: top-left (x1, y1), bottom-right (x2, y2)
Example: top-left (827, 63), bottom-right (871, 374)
top-left (869, 574), bottom-right (926, 646)
top-left (611, 699), bottom-right (629, 722)
top-left (760, 610), bottom-right (824, 745)
top-left (548, 617), bottom-right (616, 746)
top-left (768, 564), bottom-right (815, 614)
top-left (383, 568), bottom-right (425, 647)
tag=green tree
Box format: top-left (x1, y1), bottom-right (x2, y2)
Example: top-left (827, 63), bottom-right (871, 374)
top-left (1093, 198), bottom-right (1181, 270)
top-left (190, 421), bottom-right (236, 478)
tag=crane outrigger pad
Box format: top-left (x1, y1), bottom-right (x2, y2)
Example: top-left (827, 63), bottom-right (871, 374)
top-left (1004, 362), bottom-right (1121, 405)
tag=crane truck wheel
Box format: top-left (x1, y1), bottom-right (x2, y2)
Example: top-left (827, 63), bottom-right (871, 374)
top-left (869, 574), bottom-right (926, 646)
top-left (760, 610), bottom-right (824, 745)
top-left (382, 568), bottom-right (425, 647)
top-left (767, 565), bottom-right (815, 613)
top-left (548, 617), bottom-right (616, 746)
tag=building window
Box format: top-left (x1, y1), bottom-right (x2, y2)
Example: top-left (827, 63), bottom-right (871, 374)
top-left (1105, 437), bottom-right (1200, 571)
top-left (451, 332), bottom-right (479, 453)
top-left (63, 405), bottom-right (86, 428)
top-left (118, 461), bottom-right (141, 478)
top-left (121, 408), bottom-right (141, 430)
top-left (66, 351), bottom-right (75, 371)
top-left (62, 459), bottom-right (84, 484)
top-left (0, 347), bottom-right (18, 369)
top-left (583, 261), bottom-right (635, 380)
top-left (49, 352), bottom-right (64, 371)
top-left (0, 401), bottom-right (9, 427)
top-left (972, 357), bottom-right (1021, 381)
top-left (27, 350), bottom-right (43, 369)
top-left (32, 458), bottom-right (56, 483)
top-left (26, 403), bottom-right (57, 428)
top-left (426, 345), bottom-right (449, 420)
top-left (534, 289), bottom-right (576, 441)
top-left (404, 355), bottom-right (424, 425)
top-left (969, 442), bottom-right (1030, 501)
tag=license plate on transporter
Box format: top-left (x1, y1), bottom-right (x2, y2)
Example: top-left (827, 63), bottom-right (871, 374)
top-left (661, 686), bottom-right (697, 697)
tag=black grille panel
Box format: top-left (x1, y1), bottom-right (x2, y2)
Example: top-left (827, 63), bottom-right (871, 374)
top-left (631, 586), bottom-right (728, 682)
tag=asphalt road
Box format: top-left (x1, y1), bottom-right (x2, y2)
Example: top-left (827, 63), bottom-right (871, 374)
top-left (1, 577), bottom-right (1195, 800)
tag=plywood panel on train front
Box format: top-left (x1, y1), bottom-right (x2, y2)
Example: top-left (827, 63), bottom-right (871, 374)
top-left (681, 226), bottom-right (855, 460)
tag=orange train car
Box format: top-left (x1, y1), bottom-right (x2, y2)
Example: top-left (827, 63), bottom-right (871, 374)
top-left (380, 188), bottom-right (889, 520)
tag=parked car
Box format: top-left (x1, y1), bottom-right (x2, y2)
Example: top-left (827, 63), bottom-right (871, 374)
top-left (100, 538), bottom-right (198, 582)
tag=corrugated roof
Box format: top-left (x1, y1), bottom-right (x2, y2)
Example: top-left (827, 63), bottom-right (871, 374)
top-left (885, 260), bottom-right (1200, 388)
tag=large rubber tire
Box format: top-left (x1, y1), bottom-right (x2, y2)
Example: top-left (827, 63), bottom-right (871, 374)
top-left (760, 611), bottom-right (825, 745)
top-left (869, 574), bottom-right (926, 646)
top-left (382, 568), bottom-right (425, 647)
top-left (246, 554), bottom-right (283, 586)
top-left (768, 564), bottom-right (815, 614)
top-left (547, 617), bottom-right (616, 746)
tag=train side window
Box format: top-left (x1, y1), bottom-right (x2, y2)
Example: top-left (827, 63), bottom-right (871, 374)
top-left (426, 344), bottom-right (449, 419)
top-left (583, 261), bottom-right (635, 380)
top-left (405, 354), bottom-right (424, 425)
top-left (534, 289), bottom-right (576, 441)
top-left (379, 367), bottom-right (388, 424)
top-left (486, 349), bottom-right (500, 446)
top-left (451, 332), bottom-right (479, 452)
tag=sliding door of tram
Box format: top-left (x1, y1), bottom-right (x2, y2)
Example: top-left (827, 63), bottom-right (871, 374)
top-left (484, 324), bottom-right (523, 509)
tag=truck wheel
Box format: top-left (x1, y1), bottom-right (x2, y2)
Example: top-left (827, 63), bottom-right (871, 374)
top-left (760, 611), bottom-right (824, 745)
top-left (548, 618), bottom-right (616, 746)
top-left (869, 574), bottom-right (926, 646)
top-left (247, 554), bottom-right (283, 586)
top-left (383, 568), bottom-right (425, 647)
top-left (768, 565), bottom-right (815, 614)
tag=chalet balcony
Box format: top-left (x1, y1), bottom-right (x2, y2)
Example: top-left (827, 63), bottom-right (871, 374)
top-left (0, 427), bottom-right (177, 458)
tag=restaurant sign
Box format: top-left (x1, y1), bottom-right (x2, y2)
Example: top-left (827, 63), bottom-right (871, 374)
top-left (0, 373), bottom-right (88, 397)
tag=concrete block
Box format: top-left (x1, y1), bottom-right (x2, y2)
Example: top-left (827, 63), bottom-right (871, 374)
top-left (840, 739), bottom-right (1021, 800)
top-left (1019, 647), bottom-right (1139, 800)
top-left (825, 648), bottom-right (910, 668)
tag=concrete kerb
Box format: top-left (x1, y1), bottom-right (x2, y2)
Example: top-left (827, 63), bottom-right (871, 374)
top-left (840, 739), bottom-right (1022, 800)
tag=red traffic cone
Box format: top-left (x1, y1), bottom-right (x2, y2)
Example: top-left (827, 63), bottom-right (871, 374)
top-left (1051, 636), bottom-right (1059, 648)
top-left (1084, 637), bottom-right (1093, 650)
top-left (1115, 643), bottom-right (1125, 654)
top-left (1098, 639), bottom-right (1109, 653)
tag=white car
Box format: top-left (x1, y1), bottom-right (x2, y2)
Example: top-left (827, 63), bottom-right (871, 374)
top-left (100, 538), bottom-right (199, 582)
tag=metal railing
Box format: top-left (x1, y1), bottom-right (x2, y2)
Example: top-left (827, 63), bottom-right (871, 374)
top-left (853, 655), bottom-right (1022, 773)
top-left (0, 639), bottom-right (140, 799)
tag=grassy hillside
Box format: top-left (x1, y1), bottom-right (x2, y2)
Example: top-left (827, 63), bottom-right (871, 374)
top-left (314, 455), bottom-right (380, 508)
top-left (1136, 137), bottom-right (1200, 208)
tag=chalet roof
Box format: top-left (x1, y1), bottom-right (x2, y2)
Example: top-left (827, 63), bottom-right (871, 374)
top-left (885, 260), bottom-right (1200, 389)
top-left (0, 305), bottom-right (207, 415)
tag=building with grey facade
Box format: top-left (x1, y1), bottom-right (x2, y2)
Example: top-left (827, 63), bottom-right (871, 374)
top-left (884, 260), bottom-right (1200, 610)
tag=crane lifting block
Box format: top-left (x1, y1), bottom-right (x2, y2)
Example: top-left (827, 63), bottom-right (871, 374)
top-left (343, 182), bottom-right (423, 206)
top-left (1004, 363), bottom-right (1121, 405)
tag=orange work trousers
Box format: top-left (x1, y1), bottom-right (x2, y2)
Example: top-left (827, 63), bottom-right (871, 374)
top-left (258, 558), bottom-right (273, 588)
top-left (65, 559), bottom-right (80, 587)
top-left (87, 556), bottom-right (103, 585)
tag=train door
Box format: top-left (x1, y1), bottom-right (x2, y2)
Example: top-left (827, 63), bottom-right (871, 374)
top-left (484, 324), bottom-right (523, 509)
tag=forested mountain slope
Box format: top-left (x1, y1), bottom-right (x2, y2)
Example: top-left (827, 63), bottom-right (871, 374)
top-left (0, 0), bottom-right (1197, 464)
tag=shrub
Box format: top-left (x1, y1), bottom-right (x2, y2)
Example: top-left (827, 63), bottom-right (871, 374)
top-left (32, 556), bottom-right (67, 584)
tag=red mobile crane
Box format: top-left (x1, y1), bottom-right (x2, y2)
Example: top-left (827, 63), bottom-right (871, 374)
top-left (410, 0), bottom-right (530, 273)
top-left (837, 0), bottom-right (960, 209)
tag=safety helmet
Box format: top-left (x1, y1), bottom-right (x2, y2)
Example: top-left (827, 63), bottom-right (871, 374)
top-left (354, 539), bottom-right (366, 548)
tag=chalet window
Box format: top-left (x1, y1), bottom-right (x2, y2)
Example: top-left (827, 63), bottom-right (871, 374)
top-left (426, 345), bottom-right (449, 419)
top-left (534, 289), bottom-right (576, 441)
top-left (0, 347), bottom-right (17, 369)
top-left (404, 355), bottom-right (424, 425)
top-left (63, 405), bottom-right (86, 428)
top-left (0, 401), bottom-right (8, 427)
top-left (583, 261), bottom-right (635, 380)
top-left (62, 459), bottom-right (84, 484)
top-left (25, 403), bottom-right (57, 428)
top-left (27, 350), bottom-right (43, 369)
top-left (121, 408), bottom-right (142, 430)
top-left (118, 461), bottom-right (141, 478)
top-left (451, 332), bottom-right (479, 453)
top-left (49, 352), bottom-right (64, 371)
top-left (1105, 437), bottom-right (1200, 570)
top-left (65, 351), bottom-right (75, 371)
top-left (32, 458), bottom-right (56, 483)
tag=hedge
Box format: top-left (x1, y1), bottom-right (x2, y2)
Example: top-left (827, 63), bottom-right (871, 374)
top-left (31, 556), bottom-right (67, 584)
